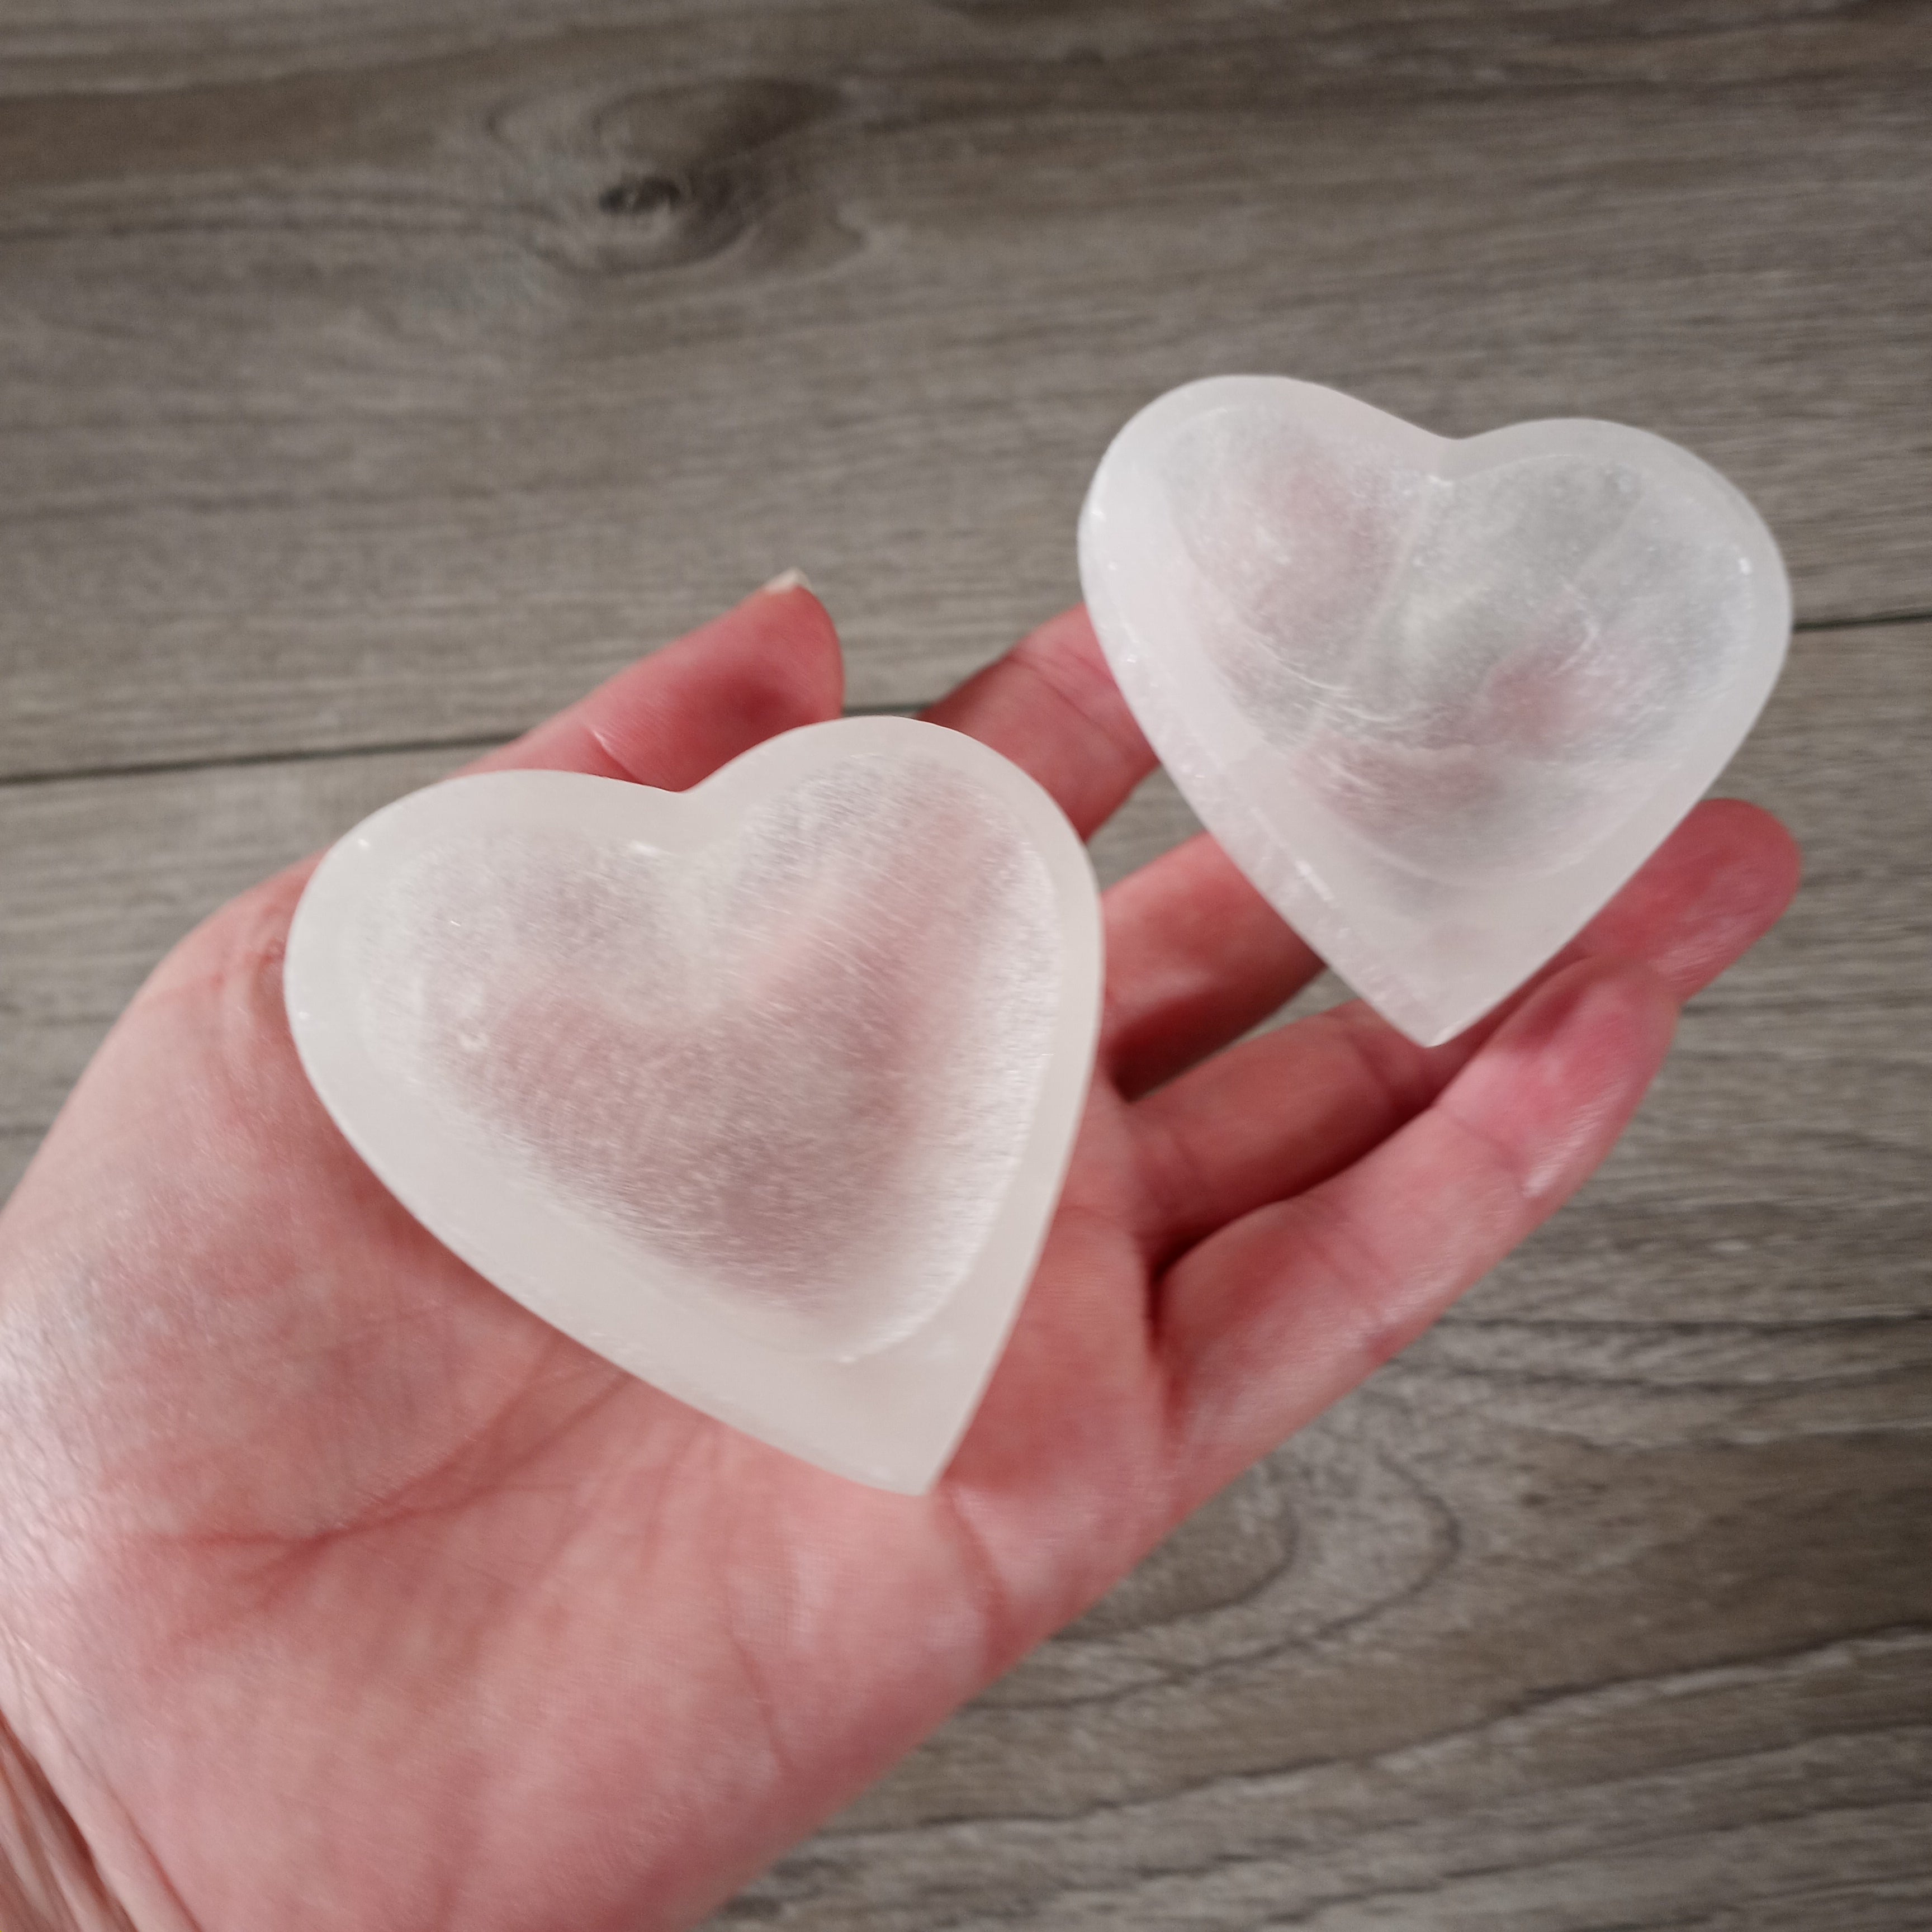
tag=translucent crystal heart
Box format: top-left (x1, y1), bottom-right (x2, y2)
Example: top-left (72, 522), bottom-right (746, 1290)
top-left (1079, 376), bottom-right (1791, 1045)
top-left (284, 718), bottom-right (1102, 1491)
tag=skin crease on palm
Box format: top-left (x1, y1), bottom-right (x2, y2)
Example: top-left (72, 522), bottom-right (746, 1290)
top-left (0, 585), bottom-right (1799, 1932)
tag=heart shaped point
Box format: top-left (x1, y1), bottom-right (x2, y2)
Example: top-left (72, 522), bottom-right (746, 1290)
top-left (285, 718), bottom-right (1103, 1492)
top-left (1079, 376), bottom-right (1791, 1045)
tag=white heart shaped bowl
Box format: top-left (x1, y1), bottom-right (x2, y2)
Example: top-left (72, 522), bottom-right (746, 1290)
top-left (1079, 376), bottom-right (1791, 1045)
top-left (285, 716), bottom-right (1102, 1493)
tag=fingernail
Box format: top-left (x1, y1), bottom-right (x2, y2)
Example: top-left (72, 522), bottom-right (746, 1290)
top-left (759, 567), bottom-right (813, 596)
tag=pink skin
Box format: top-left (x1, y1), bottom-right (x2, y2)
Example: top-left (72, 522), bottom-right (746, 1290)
top-left (0, 589), bottom-right (1800, 1932)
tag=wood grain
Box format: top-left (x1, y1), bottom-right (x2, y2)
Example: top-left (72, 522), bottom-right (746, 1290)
top-left (1, 3), bottom-right (1928, 1925)
top-left (0, 2), bottom-right (1928, 779)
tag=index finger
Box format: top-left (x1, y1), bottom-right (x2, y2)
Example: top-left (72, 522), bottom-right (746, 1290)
top-left (467, 577), bottom-right (844, 790)
top-left (920, 607), bottom-right (1156, 837)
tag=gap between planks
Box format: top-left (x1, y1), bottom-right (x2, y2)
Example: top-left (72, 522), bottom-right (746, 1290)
top-left (0, 614), bottom-right (1924, 795)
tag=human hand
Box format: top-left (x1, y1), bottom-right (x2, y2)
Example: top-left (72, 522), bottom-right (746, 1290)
top-left (0, 586), bottom-right (1798, 1931)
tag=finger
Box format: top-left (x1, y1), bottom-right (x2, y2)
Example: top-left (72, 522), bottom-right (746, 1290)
top-left (920, 606), bottom-right (1156, 837)
top-left (1563, 797), bottom-right (1803, 999)
top-left (1160, 957), bottom-right (1678, 1503)
top-left (1130, 799), bottom-right (1799, 1262)
top-left (466, 577), bottom-right (844, 789)
top-left (1101, 833), bottom-right (1323, 1100)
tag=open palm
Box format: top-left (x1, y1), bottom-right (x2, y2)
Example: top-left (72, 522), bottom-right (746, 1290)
top-left (0, 588), bottom-right (1797, 1932)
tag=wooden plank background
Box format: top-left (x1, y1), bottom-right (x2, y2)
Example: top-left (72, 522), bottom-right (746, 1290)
top-left (2, 2), bottom-right (1928, 1925)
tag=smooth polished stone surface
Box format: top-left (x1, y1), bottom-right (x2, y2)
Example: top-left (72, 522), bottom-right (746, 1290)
top-left (1081, 376), bottom-right (1792, 1044)
top-left (283, 717), bottom-right (1102, 1492)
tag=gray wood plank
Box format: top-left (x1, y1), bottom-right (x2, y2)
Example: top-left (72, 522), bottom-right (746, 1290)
top-left (0, 743), bottom-right (469, 1158)
top-left (2, 2), bottom-right (1929, 779)
top-left (722, 1606), bottom-right (1932, 1930)
top-left (6, 0), bottom-right (1928, 105)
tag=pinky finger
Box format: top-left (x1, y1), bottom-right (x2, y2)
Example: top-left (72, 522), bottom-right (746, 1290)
top-left (1157, 956), bottom-right (1678, 1509)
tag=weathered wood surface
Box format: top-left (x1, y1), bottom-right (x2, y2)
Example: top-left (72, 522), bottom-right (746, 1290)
top-left (1, 3), bottom-right (1928, 1926)
top-left (2, 1), bottom-right (1930, 780)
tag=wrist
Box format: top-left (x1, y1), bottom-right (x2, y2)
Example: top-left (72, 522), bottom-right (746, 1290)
top-left (0, 1707), bottom-right (140, 1932)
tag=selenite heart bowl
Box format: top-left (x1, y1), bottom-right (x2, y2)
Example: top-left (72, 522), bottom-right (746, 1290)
top-left (285, 717), bottom-right (1102, 1491)
top-left (1079, 375), bottom-right (1790, 1045)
